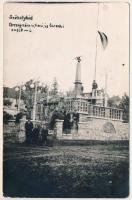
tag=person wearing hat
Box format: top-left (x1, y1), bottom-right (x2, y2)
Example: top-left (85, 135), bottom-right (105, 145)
top-left (25, 118), bottom-right (33, 144)
top-left (32, 124), bottom-right (40, 144)
top-left (40, 124), bottom-right (48, 146)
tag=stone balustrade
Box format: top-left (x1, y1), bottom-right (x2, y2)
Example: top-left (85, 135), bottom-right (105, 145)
top-left (65, 99), bottom-right (123, 121)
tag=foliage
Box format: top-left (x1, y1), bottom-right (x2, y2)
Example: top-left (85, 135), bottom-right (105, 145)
top-left (50, 77), bottom-right (58, 96)
top-left (107, 94), bottom-right (129, 122)
top-left (66, 88), bottom-right (74, 97)
top-left (3, 99), bottom-right (12, 106)
top-left (3, 87), bottom-right (17, 98)
top-left (19, 80), bottom-right (49, 117)
top-left (119, 94), bottom-right (129, 122)
top-left (3, 111), bottom-right (14, 123)
top-left (107, 95), bottom-right (121, 108)
top-left (15, 112), bottom-right (23, 123)
top-left (49, 110), bottom-right (64, 129)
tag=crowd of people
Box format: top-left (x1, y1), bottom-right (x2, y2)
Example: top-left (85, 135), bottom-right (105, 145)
top-left (24, 109), bottom-right (80, 145)
top-left (25, 119), bottom-right (49, 145)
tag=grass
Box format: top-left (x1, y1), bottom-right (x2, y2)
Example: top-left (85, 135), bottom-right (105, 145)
top-left (3, 141), bottom-right (129, 198)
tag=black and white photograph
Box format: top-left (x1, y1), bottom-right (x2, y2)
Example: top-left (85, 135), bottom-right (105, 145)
top-left (3, 1), bottom-right (129, 198)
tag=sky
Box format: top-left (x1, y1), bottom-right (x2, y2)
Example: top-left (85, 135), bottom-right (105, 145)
top-left (3, 2), bottom-right (129, 97)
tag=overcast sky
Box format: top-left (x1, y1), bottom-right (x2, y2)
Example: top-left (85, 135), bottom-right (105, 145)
top-left (4, 2), bottom-right (129, 97)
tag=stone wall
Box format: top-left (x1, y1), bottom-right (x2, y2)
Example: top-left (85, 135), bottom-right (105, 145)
top-left (3, 121), bottom-right (20, 143)
top-left (3, 120), bottom-right (43, 143)
top-left (55, 116), bottom-right (129, 141)
top-left (77, 119), bottom-right (129, 141)
top-left (3, 116), bottom-right (129, 143)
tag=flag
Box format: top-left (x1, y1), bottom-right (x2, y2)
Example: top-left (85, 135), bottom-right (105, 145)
top-left (98, 31), bottom-right (108, 49)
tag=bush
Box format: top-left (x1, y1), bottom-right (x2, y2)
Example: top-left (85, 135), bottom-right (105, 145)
top-left (3, 111), bottom-right (14, 123)
top-left (3, 99), bottom-right (12, 106)
top-left (15, 112), bottom-right (23, 123)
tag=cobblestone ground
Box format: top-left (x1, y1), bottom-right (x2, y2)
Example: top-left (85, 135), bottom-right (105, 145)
top-left (3, 141), bottom-right (129, 198)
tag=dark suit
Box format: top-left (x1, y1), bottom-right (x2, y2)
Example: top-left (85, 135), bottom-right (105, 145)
top-left (32, 127), bottom-right (40, 144)
top-left (41, 128), bottom-right (48, 145)
top-left (25, 121), bottom-right (33, 144)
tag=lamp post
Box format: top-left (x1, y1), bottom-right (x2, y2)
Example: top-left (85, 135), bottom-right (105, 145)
top-left (15, 79), bottom-right (45, 120)
top-left (15, 83), bottom-right (26, 111)
top-left (30, 80), bottom-right (42, 121)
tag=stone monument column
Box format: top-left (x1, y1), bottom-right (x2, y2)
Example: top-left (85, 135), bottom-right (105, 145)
top-left (74, 57), bottom-right (83, 97)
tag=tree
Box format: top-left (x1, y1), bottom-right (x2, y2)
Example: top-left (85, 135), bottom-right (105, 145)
top-left (3, 87), bottom-right (16, 98)
top-left (3, 111), bottom-right (14, 123)
top-left (21, 80), bottom-right (34, 117)
top-left (51, 78), bottom-right (58, 96)
top-left (119, 94), bottom-right (129, 122)
top-left (15, 112), bottom-right (23, 123)
top-left (14, 80), bottom-right (51, 118)
top-left (49, 109), bottom-right (64, 129)
top-left (40, 84), bottom-right (48, 94)
top-left (66, 88), bottom-right (74, 97)
top-left (3, 99), bottom-right (12, 106)
top-left (107, 95), bottom-right (121, 108)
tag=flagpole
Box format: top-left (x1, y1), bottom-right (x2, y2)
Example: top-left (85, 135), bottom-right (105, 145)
top-left (104, 73), bottom-right (108, 107)
top-left (94, 3), bottom-right (100, 81)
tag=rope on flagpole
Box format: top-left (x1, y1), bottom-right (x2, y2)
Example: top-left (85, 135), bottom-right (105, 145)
top-left (94, 3), bottom-right (100, 81)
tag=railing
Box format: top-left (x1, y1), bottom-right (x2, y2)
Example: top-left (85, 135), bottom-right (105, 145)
top-left (65, 99), bottom-right (123, 121)
top-left (91, 105), bottom-right (123, 120)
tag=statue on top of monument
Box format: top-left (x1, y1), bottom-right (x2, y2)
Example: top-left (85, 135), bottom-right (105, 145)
top-left (75, 56), bottom-right (82, 63)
